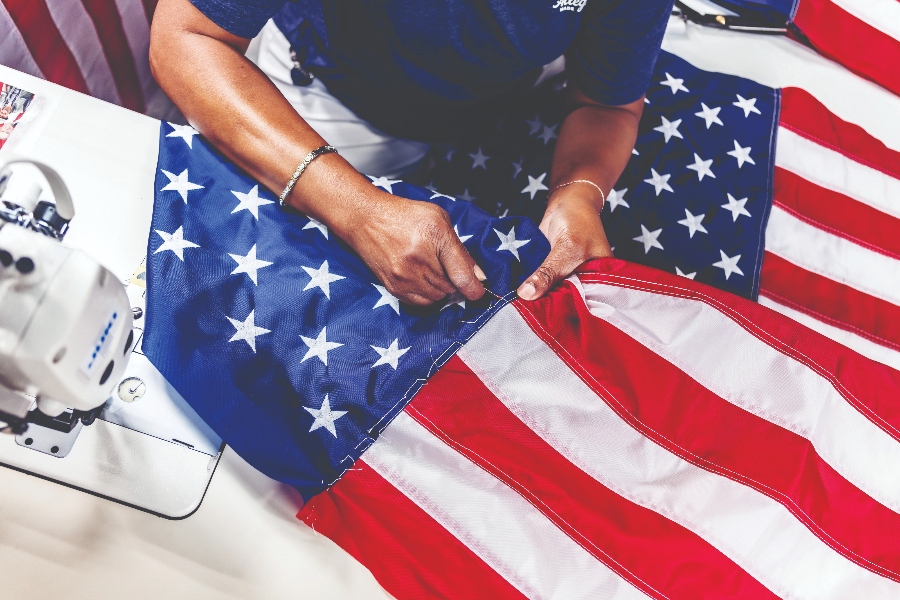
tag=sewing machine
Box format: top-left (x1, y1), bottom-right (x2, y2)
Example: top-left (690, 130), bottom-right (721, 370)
top-left (0, 159), bottom-right (222, 518)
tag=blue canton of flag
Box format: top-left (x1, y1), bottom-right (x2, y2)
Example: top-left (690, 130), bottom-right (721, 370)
top-left (143, 129), bottom-right (549, 499)
top-left (428, 51), bottom-right (778, 299)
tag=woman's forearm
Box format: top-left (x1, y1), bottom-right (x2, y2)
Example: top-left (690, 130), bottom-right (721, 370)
top-left (551, 86), bottom-right (643, 210)
top-left (149, 0), bottom-right (377, 238)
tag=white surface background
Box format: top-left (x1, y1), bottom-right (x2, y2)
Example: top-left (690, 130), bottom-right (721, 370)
top-left (0, 16), bottom-right (899, 599)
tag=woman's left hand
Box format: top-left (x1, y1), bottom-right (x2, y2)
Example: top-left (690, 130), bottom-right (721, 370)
top-left (516, 188), bottom-right (613, 301)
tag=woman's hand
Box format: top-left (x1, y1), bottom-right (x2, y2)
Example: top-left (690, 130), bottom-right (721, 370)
top-left (516, 188), bottom-right (613, 301)
top-left (341, 192), bottom-right (486, 306)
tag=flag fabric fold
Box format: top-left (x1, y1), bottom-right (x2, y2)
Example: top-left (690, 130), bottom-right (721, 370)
top-left (144, 125), bottom-right (548, 497)
top-left (144, 45), bottom-right (900, 598)
top-left (301, 259), bottom-right (900, 599)
top-left (685, 0), bottom-right (900, 98)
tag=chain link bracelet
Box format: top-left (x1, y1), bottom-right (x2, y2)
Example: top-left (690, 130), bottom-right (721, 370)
top-left (548, 179), bottom-right (606, 211)
top-left (279, 145), bottom-right (339, 209)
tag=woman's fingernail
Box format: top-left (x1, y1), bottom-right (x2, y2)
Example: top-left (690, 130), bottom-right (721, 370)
top-left (474, 264), bottom-right (487, 281)
top-left (518, 282), bottom-right (536, 300)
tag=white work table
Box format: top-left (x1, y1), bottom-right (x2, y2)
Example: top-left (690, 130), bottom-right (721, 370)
top-left (1, 17), bottom-right (899, 599)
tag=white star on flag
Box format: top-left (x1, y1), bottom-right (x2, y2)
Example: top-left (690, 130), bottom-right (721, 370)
top-left (653, 116), bottom-right (683, 143)
top-left (166, 123), bottom-right (199, 148)
top-left (458, 189), bottom-right (476, 202)
top-left (441, 295), bottom-right (466, 311)
top-left (229, 244), bottom-right (272, 285)
top-left (302, 217), bottom-right (328, 238)
top-left (632, 148), bottom-right (640, 156)
top-left (694, 103), bottom-right (723, 128)
top-left (226, 309), bottom-right (270, 353)
top-left (494, 226), bottom-right (530, 261)
top-left (660, 72), bottom-right (689, 94)
top-left (160, 169), bottom-right (204, 204)
top-left (511, 157), bottom-right (524, 179)
top-left (430, 192), bottom-right (456, 202)
top-left (302, 260), bottom-right (345, 298)
top-left (454, 224), bottom-right (473, 243)
top-left (231, 184), bottom-right (274, 220)
top-left (154, 226), bottom-right (199, 261)
top-left (539, 124), bottom-right (558, 145)
top-left (633, 224), bottom-right (664, 254)
top-left (371, 339), bottom-right (410, 370)
top-left (300, 326), bottom-right (343, 366)
top-left (675, 266), bottom-right (697, 280)
top-left (303, 395), bottom-right (347, 438)
top-left (727, 140), bottom-right (755, 168)
top-left (677, 209), bottom-right (708, 238)
top-left (469, 147), bottom-right (490, 170)
top-left (733, 94), bottom-right (761, 117)
top-left (372, 284), bottom-right (400, 315)
top-left (525, 115), bottom-right (543, 135)
top-left (607, 188), bottom-right (629, 212)
top-left (713, 250), bottom-right (744, 279)
top-left (643, 168), bottom-right (673, 196)
top-left (369, 175), bottom-right (401, 193)
top-left (521, 172), bottom-right (549, 200)
top-left (722, 193), bottom-right (752, 221)
top-left (686, 153), bottom-right (716, 181)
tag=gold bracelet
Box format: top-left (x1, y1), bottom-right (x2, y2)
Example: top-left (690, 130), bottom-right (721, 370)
top-left (279, 145), bottom-right (339, 208)
top-left (548, 179), bottom-right (606, 210)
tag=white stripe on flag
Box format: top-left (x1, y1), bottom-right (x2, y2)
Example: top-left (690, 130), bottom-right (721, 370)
top-left (43, 0), bottom-right (121, 106)
top-left (111, 0), bottom-right (179, 120)
top-left (0, 5), bottom-right (44, 79)
top-left (765, 205), bottom-right (900, 307)
top-left (579, 280), bottom-right (900, 513)
top-left (775, 127), bottom-right (900, 220)
top-left (364, 411), bottom-right (646, 600)
top-left (112, 0), bottom-right (157, 107)
top-left (829, 0), bottom-right (900, 42)
top-left (758, 295), bottom-right (900, 371)
top-left (459, 304), bottom-right (900, 600)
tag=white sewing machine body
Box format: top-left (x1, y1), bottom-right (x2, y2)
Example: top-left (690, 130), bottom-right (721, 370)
top-left (0, 224), bottom-right (133, 421)
top-left (0, 160), bottom-right (222, 518)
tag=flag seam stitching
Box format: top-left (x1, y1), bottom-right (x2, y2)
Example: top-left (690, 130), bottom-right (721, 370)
top-left (514, 290), bottom-right (900, 582)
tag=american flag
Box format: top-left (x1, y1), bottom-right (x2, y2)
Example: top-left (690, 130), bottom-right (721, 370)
top-left (675, 0), bottom-right (900, 98)
top-left (0, 0), bottom-right (179, 120)
top-left (786, 0), bottom-right (900, 97)
top-left (142, 51), bottom-right (900, 600)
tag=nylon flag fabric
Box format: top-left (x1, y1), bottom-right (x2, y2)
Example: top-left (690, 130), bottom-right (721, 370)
top-left (143, 124), bottom-right (548, 496)
top-left (143, 50), bottom-right (900, 598)
top-left (0, 0), bottom-right (179, 120)
top-left (428, 50), bottom-right (778, 301)
top-left (692, 0), bottom-right (900, 97)
top-left (790, 0), bottom-right (900, 97)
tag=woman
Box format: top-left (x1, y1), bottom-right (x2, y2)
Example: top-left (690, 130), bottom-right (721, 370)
top-left (150, 0), bottom-right (673, 306)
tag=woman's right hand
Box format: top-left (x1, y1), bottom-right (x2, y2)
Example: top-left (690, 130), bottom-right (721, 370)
top-left (338, 192), bottom-right (486, 306)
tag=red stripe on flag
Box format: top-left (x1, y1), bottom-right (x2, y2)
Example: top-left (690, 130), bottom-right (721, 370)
top-left (760, 251), bottom-right (900, 352)
top-left (780, 87), bottom-right (900, 180)
top-left (80, 0), bottom-right (145, 112)
top-left (515, 276), bottom-right (900, 582)
top-left (0, 0), bottom-right (91, 95)
top-left (792, 0), bottom-right (900, 98)
top-left (297, 460), bottom-right (526, 600)
top-left (774, 167), bottom-right (900, 260)
top-left (577, 259), bottom-right (900, 444)
top-left (406, 355), bottom-right (776, 600)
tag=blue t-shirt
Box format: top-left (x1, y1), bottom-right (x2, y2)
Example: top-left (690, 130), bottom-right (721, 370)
top-left (190, 0), bottom-right (673, 141)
